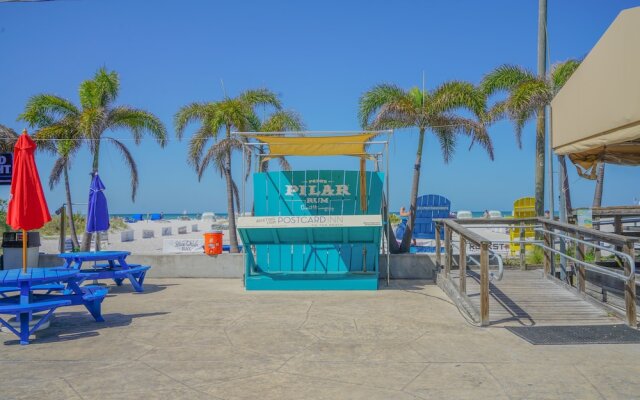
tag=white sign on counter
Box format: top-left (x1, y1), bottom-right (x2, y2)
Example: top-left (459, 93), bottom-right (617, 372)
top-left (163, 239), bottom-right (204, 253)
top-left (237, 214), bottom-right (382, 229)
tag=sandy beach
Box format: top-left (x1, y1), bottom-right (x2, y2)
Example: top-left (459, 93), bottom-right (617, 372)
top-left (39, 218), bottom-right (231, 254)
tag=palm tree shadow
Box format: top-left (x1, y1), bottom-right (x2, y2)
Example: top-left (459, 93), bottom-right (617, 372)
top-left (2, 311), bottom-right (169, 346)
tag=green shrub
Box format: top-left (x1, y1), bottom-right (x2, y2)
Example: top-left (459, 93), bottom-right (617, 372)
top-left (389, 213), bottom-right (401, 225)
top-left (526, 246), bottom-right (544, 265)
top-left (38, 214), bottom-right (128, 237)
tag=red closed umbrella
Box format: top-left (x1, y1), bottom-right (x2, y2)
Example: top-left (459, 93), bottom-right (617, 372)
top-left (6, 130), bottom-right (51, 272)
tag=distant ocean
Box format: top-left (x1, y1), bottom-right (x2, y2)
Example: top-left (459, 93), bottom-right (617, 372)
top-left (111, 213), bottom-right (228, 220)
top-left (110, 211), bottom-right (530, 220)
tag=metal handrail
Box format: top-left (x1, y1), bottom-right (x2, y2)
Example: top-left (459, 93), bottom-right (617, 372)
top-left (592, 217), bottom-right (640, 226)
top-left (450, 242), bottom-right (504, 281)
top-left (436, 216), bottom-right (637, 327)
top-left (535, 227), bottom-right (636, 284)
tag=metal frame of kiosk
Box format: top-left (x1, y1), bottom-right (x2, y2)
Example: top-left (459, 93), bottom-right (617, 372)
top-left (237, 131), bottom-right (391, 290)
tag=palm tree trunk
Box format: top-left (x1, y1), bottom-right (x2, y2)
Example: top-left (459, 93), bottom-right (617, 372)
top-left (536, 0), bottom-right (547, 217)
top-left (382, 194), bottom-right (400, 254)
top-left (592, 162), bottom-right (605, 207)
top-left (81, 142), bottom-right (100, 251)
top-left (63, 163), bottom-right (80, 249)
top-left (225, 126), bottom-right (240, 253)
top-left (557, 155), bottom-right (572, 216)
top-left (399, 128), bottom-right (426, 253)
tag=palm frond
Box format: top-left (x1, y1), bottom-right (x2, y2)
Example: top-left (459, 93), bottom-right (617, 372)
top-left (34, 121), bottom-right (81, 156)
top-left (432, 126), bottom-right (457, 163)
top-left (0, 124), bottom-right (18, 152)
top-left (216, 100), bottom-right (254, 132)
top-left (79, 108), bottom-right (107, 154)
top-left (197, 138), bottom-right (242, 180)
top-left (187, 123), bottom-right (217, 168)
top-left (19, 94), bottom-right (79, 127)
top-left (48, 157), bottom-right (66, 190)
top-left (79, 68), bottom-right (119, 109)
top-left (277, 157), bottom-right (292, 171)
top-left (480, 65), bottom-right (537, 96)
top-left (245, 111), bottom-right (262, 132)
top-left (430, 81), bottom-right (487, 118)
top-left (260, 110), bottom-right (305, 132)
top-left (107, 106), bottom-right (167, 147)
top-left (432, 114), bottom-right (494, 160)
top-left (507, 79), bottom-right (551, 117)
top-left (550, 59), bottom-right (581, 93)
top-left (238, 88), bottom-right (282, 110)
top-left (174, 102), bottom-right (212, 139)
top-left (105, 137), bottom-right (139, 201)
top-left (358, 84), bottom-right (409, 128)
top-left (485, 99), bottom-right (510, 123)
top-left (512, 108), bottom-right (536, 148)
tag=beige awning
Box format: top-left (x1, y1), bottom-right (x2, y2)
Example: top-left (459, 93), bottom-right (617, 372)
top-left (551, 7), bottom-right (640, 178)
top-left (250, 133), bottom-right (376, 159)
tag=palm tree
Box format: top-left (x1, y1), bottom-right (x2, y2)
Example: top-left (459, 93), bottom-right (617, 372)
top-left (21, 67), bottom-right (168, 250)
top-left (592, 162), bottom-right (605, 208)
top-left (359, 82), bottom-right (494, 253)
top-left (33, 120), bottom-right (83, 248)
top-left (174, 89), bottom-right (283, 253)
top-left (0, 124), bottom-right (18, 152)
top-left (481, 60), bottom-right (581, 217)
top-left (251, 110), bottom-right (305, 173)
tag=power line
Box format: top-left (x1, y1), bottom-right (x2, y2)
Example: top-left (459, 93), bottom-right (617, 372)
top-left (10, 115), bottom-right (537, 143)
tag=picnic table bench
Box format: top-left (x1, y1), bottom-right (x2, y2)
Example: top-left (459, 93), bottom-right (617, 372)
top-left (58, 251), bottom-right (150, 292)
top-left (0, 268), bottom-right (108, 345)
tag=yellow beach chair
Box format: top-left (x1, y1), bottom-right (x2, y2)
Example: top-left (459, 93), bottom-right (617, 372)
top-left (510, 197), bottom-right (535, 255)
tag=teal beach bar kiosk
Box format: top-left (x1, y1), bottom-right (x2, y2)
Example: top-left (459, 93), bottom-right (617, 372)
top-left (237, 132), bottom-right (390, 290)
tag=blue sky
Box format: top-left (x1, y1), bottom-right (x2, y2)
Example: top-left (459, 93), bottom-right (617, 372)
top-left (1, 0), bottom-right (639, 214)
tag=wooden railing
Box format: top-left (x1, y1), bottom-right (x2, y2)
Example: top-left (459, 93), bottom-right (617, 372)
top-left (435, 217), bottom-right (638, 328)
top-left (435, 219), bottom-right (493, 326)
top-left (539, 218), bottom-right (637, 327)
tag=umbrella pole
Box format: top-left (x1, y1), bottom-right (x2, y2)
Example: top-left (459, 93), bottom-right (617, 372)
top-left (22, 229), bottom-right (27, 273)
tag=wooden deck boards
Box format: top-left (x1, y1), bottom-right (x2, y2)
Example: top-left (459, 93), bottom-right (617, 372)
top-left (449, 269), bottom-right (621, 326)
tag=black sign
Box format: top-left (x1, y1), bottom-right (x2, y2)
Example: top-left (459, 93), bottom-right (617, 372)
top-left (0, 153), bottom-right (12, 185)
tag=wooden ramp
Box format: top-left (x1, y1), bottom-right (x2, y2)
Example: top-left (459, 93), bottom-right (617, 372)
top-left (449, 269), bottom-right (621, 326)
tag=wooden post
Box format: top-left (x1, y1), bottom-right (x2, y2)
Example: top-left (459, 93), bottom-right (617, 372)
top-left (459, 236), bottom-right (467, 294)
top-left (574, 233), bottom-right (585, 293)
top-left (444, 225), bottom-right (452, 277)
top-left (613, 216), bottom-right (623, 235)
top-left (614, 216), bottom-right (623, 252)
top-left (435, 223), bottom-right (442, 269)
top-left (593, 216), bottom-right (601, 262)
top-left (519, 222), bottom-right (526, 270)
top-left (480, 242), bottom-right (490, 326)
top-left (543, 223), bottom-right (551, 277)
top-left (623, 241), bottom-right (637, 327)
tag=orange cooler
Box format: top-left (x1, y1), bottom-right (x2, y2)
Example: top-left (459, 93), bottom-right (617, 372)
top-left (204, 231), bottom-right (223, 255)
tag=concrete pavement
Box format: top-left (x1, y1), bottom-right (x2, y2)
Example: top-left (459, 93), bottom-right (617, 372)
top-left (1, 279), bottom-right (639, 399)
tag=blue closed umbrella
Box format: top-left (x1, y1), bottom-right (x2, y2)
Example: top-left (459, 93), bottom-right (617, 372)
top-left (86, 172), bottom-right (110, 233)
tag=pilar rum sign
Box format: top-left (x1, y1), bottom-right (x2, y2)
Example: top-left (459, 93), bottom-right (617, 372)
top-left (284, 178), bottom-right (353, 213)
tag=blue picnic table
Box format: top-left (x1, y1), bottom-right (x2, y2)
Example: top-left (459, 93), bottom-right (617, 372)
top-left (0, 268), bottom-right (108, 345)
top-left (58, 251), bottom-right (150, 293)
